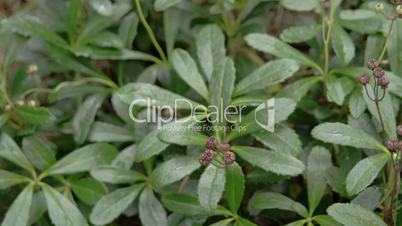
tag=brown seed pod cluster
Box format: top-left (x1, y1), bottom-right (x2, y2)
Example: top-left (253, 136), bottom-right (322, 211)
top-left (362, 59), bottom-right (390, 89)
top-left (386, 125), bottom-right (402, 153)
top-left (360, 59), bottom-right (390, 102)
top-left (198, 136), bottom-right (235, 167)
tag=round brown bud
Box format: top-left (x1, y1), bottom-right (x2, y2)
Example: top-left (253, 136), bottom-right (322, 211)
top-left (373, 67), bottom-right (385, 78)
top-left (386, 140), bottom-right (400, 152)
top-left (205, 149), bottom-right (216, 158)
top-left (359, 74), bottom-right (370, 85)
top-left (223, 151), bottom-right (236, 165)
top-left (367, 59), bottom-right (379, 70)
top-left (219, 143), bottom-right (231, 152)
top-left (378, 76), bottom-right (390, 89)
top-left (396, 125), bottom-right (402, 136)
top-left (199, 153), bottom-right (211, 166)
top-left (205, 136), bottom-right (217, 150)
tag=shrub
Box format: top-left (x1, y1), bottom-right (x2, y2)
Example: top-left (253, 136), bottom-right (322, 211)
top-left (1, 0), bottom-right (402, 225)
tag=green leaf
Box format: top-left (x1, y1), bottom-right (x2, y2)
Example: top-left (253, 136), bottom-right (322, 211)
top-left (139, 188), bottom-right (168, 226)
top-left (280, 25), bottom-right (319, 43)
top-left (331, 24), bottom-right (355, 65)
top-left (47, 44), bottom-right (109, 78)
top-left (276, 76), bottom-right (321, 102)
top-left (229, 98), bottom-right (297, 139)
top-left (172, 49), bottom-right (209, 100)
top-left (78, 3), bottom-right (131, 44)
top-left (234, 217), bottom-right (258, 226)
top-left (313, 215), bottom-right (342, 226)
top-left (363, 86), bottom-right (397, 140)
top-left (325, 166), bottom-right (348, 197)
top-left (210, 57), bottom-right (236, 122)
top-left (22, 136), bottom-right (56, 171)
top-left (346, 153), bottom-right (390, 196)
top-left (112, 144), bottom-right (136, 169)
top-left (311, 123), bottom-right (387, 152)
top-left (89, 0), bottom-right (113, 16)
top-left (232, 146), bottom-right (305, 176)
top-left (41, 183), bottom-right (88, 226)
top-left (151, 156), bottom-right (200, 189)
top-left (2, 34), bottom-right (25, 72)
top-left (158, 128), bottom-right (209, 146)
top-left (2, 15), bottom-right (69, 48)
top-left (198, 164), bottom-right (226, 212)
top-left (91, 165), bottom-right (147, 184)
top-left (118, 12), bottom-right (139, 48)
top-left (0, 170), bottom-right (29, 190)
top-left (248, 192), bottom-right (307, 217)
top-left (327, 203), bottom-right (387, 226)
top-left (234, 59), bottom-right (299, 96)
top-left (162, 193), bottom-right (228, 216)
top-left (90, 184), bottom-right (143, 225)
top-left (15, 105), bottom-right (50, 125)
top-left (307, 146), bottom-right (333, 212)
top-left (284, 220), bottom-right (306, 226)
top-left (254, 124), bottom-right (302, 156)
top-left (117, 82), bottom-right (202, 109)
top-left (47, 143), bottom-right (118, 175)
top-left (325, 75), bottom-right (346, 105)
top-left (281, 0), bottom-right (318, 11)
top-left (388, 19), bottom-right (402, 76)
top-left (88, 121), bottom-right (134, 142)
top-left (210, 219), bottom-right (235, 226)
top-left (245, 33), bottom-right (322, 73)
top-left (364, 35), bottom-right (384, 63)
top-left (28, 191), bottom-right (47, 225)
top-left (164, 8), bottom-right (179, 56)
top-left (0, 133), bottom-right (34, 173)
top-left (1, 185), bottom-right (33, 226)
top-left (66, 0), bottom-right (81, 42)
top-left (87, 31), bottom-right (124, 48)
top-left (339, 10), bottom-right (384, 34)
top-left (349, 88), bottom-right (366, 118)
top-left (154, 0), bottom-right (183, 11)
top-left (351, 186), bottom-right (382, 211)
top-left (73, 94), bottom-right (105, 144)
top-left (196, 24), bottom-right (226, 81)
top-left (225, 162), bottom-right (244, 213)
top-left (0, 114), bottom-right (10, 129)
top-left (138, 114), bottom-right (206, 161)
top-left (71, 177), bottom-right (107, 205)
top-left (135, 130), bottom-right (169, 162)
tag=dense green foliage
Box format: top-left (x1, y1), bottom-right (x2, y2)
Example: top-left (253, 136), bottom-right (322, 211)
top-left (1, 0), bottom-right (402, 225)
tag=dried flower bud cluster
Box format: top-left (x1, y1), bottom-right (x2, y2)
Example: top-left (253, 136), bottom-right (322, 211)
top-left (385, 125), bottom-right (402, 153)
top-left (199, 149), bottom-right (216, 166)
top-left (223, 151), bottom-right (236, 165)
top-left (360, 59), bottom-right (390, 89)
top-left (198, 136), bottom-right (235, 167)
top-left (359, 74), bottom-right (370, 85)
top-left (386, 140), bottom-right (400, 152)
